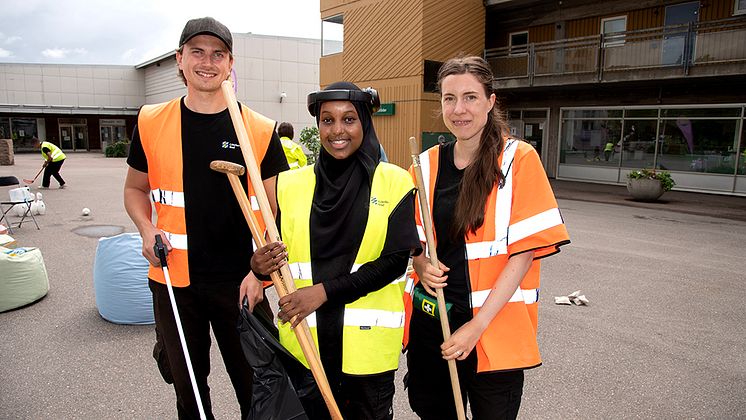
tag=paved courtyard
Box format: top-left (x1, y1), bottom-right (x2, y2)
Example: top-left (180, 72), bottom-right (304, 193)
top-left (1, 153), bottom-right (745, 419)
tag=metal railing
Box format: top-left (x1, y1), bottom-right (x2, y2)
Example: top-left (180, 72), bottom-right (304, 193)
top-left (484, 16), bottom-right (746, 85)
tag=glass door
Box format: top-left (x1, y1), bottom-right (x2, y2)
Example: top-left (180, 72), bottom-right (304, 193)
top-left (662, 1), bottom-right (699, 65)
top-left (100, 126), bottom-right (112, 150)
top-left (523, 119), bottom-right (546, 159)
top-left (59, 125), bottom-right (74, 149)
top-left (73, 125), bottom-right (88, 151)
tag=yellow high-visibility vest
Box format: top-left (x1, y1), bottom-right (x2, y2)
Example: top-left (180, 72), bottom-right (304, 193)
top-left (280, 137), bottom-right (307, 169)
top-left (41, 141), bottom-right (66, 162)
top-left (277, 162), bottom-right (414, 375)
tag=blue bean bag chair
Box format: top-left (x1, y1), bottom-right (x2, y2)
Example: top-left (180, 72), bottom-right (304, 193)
top-left (0, 247), bottom-right (49, 312)
top-left (93, 233), bottom-right (154, 325)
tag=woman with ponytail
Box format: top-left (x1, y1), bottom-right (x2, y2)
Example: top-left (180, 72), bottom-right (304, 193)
top-left (404, 56), bottom-right (570, 419)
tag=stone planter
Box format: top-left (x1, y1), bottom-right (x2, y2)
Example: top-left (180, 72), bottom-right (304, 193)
top-left (627, 178), bottom-right (664, 202)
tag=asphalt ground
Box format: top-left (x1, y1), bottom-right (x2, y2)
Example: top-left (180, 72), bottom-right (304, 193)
top-left (1, 153), bottom-right (745, 419)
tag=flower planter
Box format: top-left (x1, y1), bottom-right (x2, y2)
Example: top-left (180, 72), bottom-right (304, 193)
top-left (627, 178), bottom-right (664, 202)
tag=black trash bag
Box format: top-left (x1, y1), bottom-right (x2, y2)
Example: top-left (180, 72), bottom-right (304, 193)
top-left (238, 302), bottom-right (331, 420)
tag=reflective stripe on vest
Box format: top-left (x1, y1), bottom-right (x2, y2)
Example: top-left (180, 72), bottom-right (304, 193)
top-left (277, 163), bottom-right (414, 375)
top-left (288, 262), bottom-right (406, 287)
top-left (460, 139), bottom-right (517, 259)
top-left (162, 230), bottom-right (188, 250)
top-left (150, 189), bottom-right (185, 208)
top-left (471, 288), bottom-right (539, 307)
top-left (303, 307), bottom-right (405, 329)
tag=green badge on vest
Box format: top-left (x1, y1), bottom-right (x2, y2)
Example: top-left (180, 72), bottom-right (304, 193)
top-left (412, 284), bottom-right (452, 321)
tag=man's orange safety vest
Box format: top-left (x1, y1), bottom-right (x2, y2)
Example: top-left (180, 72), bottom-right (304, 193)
top-left (138, 97), bottom-right (274, 287)
top-left (404, 139), bottom-right (570, 372)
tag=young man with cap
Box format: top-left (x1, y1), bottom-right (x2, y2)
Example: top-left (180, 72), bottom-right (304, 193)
top-left (123, 17), bottom-right (289, 418)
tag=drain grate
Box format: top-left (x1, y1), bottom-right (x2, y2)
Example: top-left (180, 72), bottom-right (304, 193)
top-left (72, 225), bottom-right (125, 238)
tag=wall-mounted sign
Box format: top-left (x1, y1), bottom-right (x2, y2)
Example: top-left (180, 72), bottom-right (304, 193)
top-left (374, 103), bottom-right (395, 116)
top-left (100, 119), bottom-right (125, 126)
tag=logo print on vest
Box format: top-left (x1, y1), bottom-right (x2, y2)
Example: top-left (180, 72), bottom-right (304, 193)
top-left (222, 141), bottom-right (240, 149)
top-left (370, 197), bottom-right (389, 206)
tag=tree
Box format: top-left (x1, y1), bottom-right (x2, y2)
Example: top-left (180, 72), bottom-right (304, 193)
top-left (299, 126), bottom-right (320, 164)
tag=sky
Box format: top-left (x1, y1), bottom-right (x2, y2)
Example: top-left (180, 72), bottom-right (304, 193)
top-left (0, 0), bottom-right (321, 65)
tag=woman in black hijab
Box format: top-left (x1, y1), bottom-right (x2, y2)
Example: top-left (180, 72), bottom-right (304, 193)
top-left (249, 82), bottom-right (420, 420)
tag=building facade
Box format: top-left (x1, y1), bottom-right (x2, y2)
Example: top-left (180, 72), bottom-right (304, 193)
top-left (0, 33), bottom-right (320, 153)
top-left (320, 0), bottom-right (746, 195)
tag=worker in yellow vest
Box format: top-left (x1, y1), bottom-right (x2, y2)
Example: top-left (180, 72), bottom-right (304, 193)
top-left (403, 56), bottom-right (570, 420)
top-left (278, 122), bottom-right (307, 170)
top-left (604, 141), bottom-right (615, 161)
top-left (248, 82), bottom-right (421, 419)
top-left (123, 17), bottom-right (289, 419)
top-left (33, 137), bottom-right (66, 189)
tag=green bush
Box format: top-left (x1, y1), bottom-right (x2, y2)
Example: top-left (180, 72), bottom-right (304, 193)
top-left (627, 169), bottom-right (676, 192)
top-left (299, 126), bottom-right (320, 164)
top-left (105, 141), bottom-right (129, 158)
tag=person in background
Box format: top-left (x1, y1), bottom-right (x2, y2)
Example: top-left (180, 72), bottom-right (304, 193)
top-left (404, 56), bottom-right (570, 420)
top-left (278, 122), bottom-right (308, 170)
top-left (33, 137), bottom-right (66, 189)
top-left (123, 17), bottom-right (288, 419)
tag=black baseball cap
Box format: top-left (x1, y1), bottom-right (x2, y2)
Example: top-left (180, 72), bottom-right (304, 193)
top-left (179, 17), bottom-right (233, 53)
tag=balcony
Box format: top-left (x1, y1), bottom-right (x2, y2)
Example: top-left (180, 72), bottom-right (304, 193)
top-left (485, 16), bottom-right (746, 90)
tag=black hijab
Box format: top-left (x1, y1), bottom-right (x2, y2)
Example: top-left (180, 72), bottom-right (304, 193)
top-left (309, 82), bottom-right (381, 272)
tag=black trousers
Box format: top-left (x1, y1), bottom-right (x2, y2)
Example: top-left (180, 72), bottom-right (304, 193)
top-left (150, 279), bottom-right (263, 420)
top-left (42, 159), bottom-right (65, 187)
top-left (405, 311), bottom-right (524, 420)
top-left (336, 370), bottom-right (396, 420)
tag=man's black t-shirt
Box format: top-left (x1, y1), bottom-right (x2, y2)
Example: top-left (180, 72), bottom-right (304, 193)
top-left (127, 98), bottom-right (289, 284)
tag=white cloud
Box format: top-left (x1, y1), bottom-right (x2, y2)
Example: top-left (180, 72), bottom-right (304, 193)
top-left (41, 48), bottom-right (68, 58)
top-left (4, 35), bottom-right (22, 45)
top-left (41, 47), bottom-right (88, 59)
top-left (0, 48), bottom-right (12, 58)
top-left (120, 48), bottom-right (136, 61)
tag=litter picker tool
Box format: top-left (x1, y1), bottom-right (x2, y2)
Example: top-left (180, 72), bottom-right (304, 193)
top-left (408, 136), bottom-right (466, 420)
top-left (218, 77), bottom-right (343, 420)
top-left (23, 166), bottom-right (44, 184)
top-left (153, 234), bottom-right (206, 420)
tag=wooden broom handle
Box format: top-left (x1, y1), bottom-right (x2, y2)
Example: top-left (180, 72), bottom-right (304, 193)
top-left (218, 82), bottom-right (343, 420)
top-left (408, 137), bottom-right (466, 420)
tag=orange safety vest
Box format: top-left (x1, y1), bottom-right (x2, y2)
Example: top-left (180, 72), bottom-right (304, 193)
top-left (404, 139), bottom-right (570, 372)
top-left (138, 97), bottom-right (274, 287)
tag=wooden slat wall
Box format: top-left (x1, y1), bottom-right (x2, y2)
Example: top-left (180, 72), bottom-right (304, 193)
top-left (342, 0), bottom-right (424, 82)
top-left (567, 16), bottom-right (600, 38)
top-left (627, 7), bottom-right (663, 31)
top-left (530, 23), bottom-right (556, 43)
top-left (422, 0), bottom-right (485, 61)
top-left (321, 0), bottom-right (358, 15)
top-left (320, 54), bottom-right (343, 87)
top-left (700, 0), bottom-right (734, 21)
top-left (368, 76), bottom-right (423, 167)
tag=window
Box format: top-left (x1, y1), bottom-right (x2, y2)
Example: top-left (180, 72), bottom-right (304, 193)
top-left (322, 15), bottom-right (344, 56)
top-left (0, 117), bottom-right (10, 139)
top-left (423, 60), bottom-right (443, 93)
top-left (601, 16), bottom-right (627, 47)
top-left (735, 0), bottom-right (746, 15)
top-left (509, 31), bottom-right (528, 56)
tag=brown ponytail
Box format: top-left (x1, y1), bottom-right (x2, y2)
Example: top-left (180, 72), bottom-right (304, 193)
top-left (437, 56), bottom-right (509, 239)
